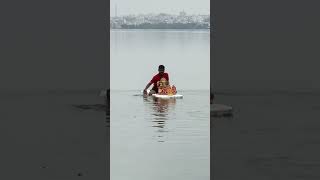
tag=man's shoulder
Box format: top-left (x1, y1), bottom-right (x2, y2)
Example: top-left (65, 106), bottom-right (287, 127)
top-left (152, 73), bottom-right (168, 78)
top-left (151, 74), bottom-right (159, 80)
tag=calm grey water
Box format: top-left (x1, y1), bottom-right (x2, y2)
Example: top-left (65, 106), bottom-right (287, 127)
top-left (0, 91), bottom-right (107, 179)
top-left (110, 29), bottom-right (210, 180)
top-left (213, 91), bottom-right (320, 180)
top-left (110, 29), bottom-right (210, 90)
top-left (111, 90), bottom-right (210, 180)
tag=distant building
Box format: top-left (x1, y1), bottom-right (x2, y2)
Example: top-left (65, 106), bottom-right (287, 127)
top-left (110, 12), bottom-right (210, 29)
top-left (179, 11), bottom-right (187, 17)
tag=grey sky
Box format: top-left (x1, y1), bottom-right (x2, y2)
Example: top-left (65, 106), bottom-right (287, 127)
top-left (110, 0), bottom-right (210, 16)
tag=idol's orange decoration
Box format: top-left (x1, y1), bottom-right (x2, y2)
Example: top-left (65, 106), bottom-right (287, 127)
top-left (157, 78), bottom-right (177, 95)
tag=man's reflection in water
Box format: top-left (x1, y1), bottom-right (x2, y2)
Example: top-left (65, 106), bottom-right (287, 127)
top-left (143, 97), bottom-right (176, 142)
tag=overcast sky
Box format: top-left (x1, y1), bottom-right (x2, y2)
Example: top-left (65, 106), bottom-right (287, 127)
top-left (110, 0), bottom-right (210, 16)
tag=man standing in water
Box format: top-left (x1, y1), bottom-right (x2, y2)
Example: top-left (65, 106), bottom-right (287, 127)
top-left (143, 65), bottom-right (169, 95)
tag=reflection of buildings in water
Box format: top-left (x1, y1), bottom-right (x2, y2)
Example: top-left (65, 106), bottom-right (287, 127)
top-left (144, 97), bottom-right (176, 142)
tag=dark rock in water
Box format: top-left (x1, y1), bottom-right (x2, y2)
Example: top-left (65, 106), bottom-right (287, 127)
top-left (211, 104), bottom-right (233, 117)
top-left (72, 104), bottom-right (106, 112)
top-left (77, 172), bottom-right (83, 176)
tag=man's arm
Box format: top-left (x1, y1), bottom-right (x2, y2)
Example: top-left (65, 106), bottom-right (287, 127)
top-left (143, 82), bottom-right (152, 94)
top-left (144, 82), bottom-right (152, 91)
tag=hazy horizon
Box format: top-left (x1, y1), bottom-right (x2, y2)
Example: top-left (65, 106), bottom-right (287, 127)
top-left (110, 0), bottom-right (210, 17)
top-left (110, 11), bottom-right (210, 17)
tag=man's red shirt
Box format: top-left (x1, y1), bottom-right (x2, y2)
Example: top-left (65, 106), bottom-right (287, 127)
top-left (150, 73), bottom-right (169, 89)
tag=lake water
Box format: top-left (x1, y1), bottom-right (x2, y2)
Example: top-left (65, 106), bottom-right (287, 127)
top-left (110, 30), bottom-right (210, 180)
top-left (0, 90), bottom-right (108, 179)
top-left (111, 90), bottom-right (210, 180)
top-left (110, 29), bottom-right (210, 90)
top-left (213, 91), bottom-right (320, 180)
top-left (2, 28), bottom-right (319, 180)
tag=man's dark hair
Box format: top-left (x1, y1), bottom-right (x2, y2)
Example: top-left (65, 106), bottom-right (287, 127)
top-left (158, 65), bottom-right (165, 70)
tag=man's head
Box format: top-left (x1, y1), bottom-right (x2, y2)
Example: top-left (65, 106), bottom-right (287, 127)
top-left (158, 65), bottom-right (165, 74)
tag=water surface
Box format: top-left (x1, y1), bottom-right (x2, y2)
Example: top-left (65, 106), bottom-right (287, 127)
top-left (212, 91), bottom-right (320, 180)
top-left (111, 90), bottom-right (210, 180)
top-left (110, 29), bottom-right (210, 180)
top-left (110, 29), bottom-right (210, 90)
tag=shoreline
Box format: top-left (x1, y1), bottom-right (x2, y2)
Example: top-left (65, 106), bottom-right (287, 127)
top-left (110, 28), bottom-right (210, 31)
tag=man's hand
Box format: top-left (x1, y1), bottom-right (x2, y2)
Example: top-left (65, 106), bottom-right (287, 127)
top-left (143, 89), bottom-right (148, 95)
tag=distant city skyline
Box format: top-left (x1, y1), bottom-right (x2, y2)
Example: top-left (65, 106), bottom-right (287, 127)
top-left (110, 13), bottom-right (210, 29)
top-left (110, 11), bottom-right (210, 18)
top-left (110, 0), bottom-right (210, 17)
